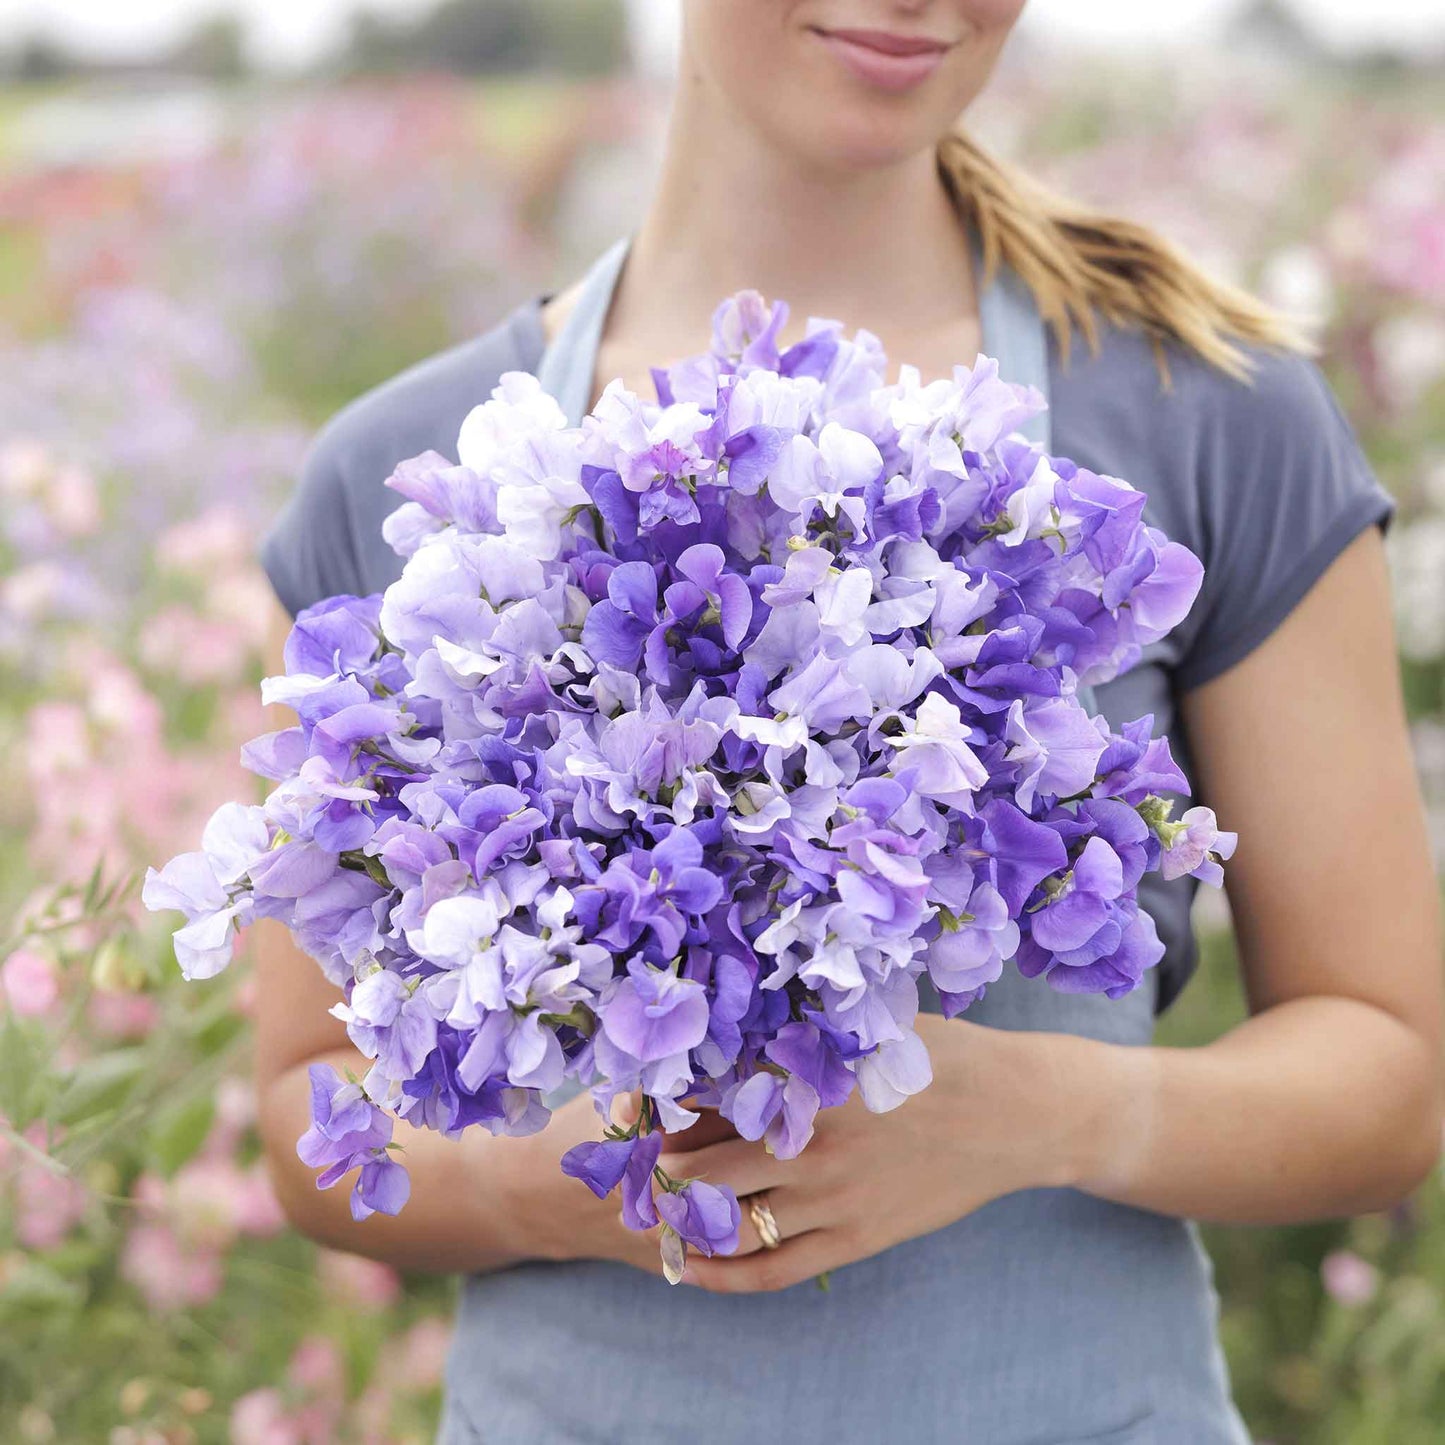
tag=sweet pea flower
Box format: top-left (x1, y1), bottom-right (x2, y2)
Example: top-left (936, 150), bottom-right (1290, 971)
top-left (655, 1178), bottom-right (741, 1261)
top-left (1158, 804), bottom-right (1239, 886)
top-left (296, 1063), bottom-right (411, 1221)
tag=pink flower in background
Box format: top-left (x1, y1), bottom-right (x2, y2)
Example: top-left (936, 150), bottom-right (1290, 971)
top-left (43, 462), bottom-right (101, 538)
top-left (1, 947), bottom-right (59, 1017)
top-left (0, 560), bottom-right (72, 632)
top-left (138, 1152), bottom-right (288, 1249)
top-left (5, 1122), bottom-right (89, 1250)
top-left (207, 1075), bottom-right (258, 1156)
top-left (316, 1250), bottom-right (402, 1311)
top-left (87, 987), bottom-right (161, 1039)
top-left (233, 1163), bottom-right (288, 1237)
top-left (230, 1387), bottom-right (305, 1445)
top-left (1321, 1249), bottom-right (1380, 1307)
top-left (120, 1215), bottom-right (224, 1312)
top-left (170, 1157), bottom-right (249, 1250)
top-left (0, 440), bottom-right (99, 541)
top-left (289, 1335), bottom-right (345, 1396)
top-left (137, 605), bottom-right (254, 686)
top-left (392, 1317), bottom-right (452, 1392)
top-left (20, 640), bottom-right (267, 878)
top-left (154, 506), bottom-right (255, 577)
top-left (24, 698), bottom-right (90, 775)
top-left (286, 1334), bottom-right (346, 1440)
top-left (112, 1146), bottom-right (284, 1315)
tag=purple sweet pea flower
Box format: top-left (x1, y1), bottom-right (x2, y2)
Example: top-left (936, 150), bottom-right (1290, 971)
top-left (727, 1068), bottom-right (821, 1158)
top-left (352, 1152), bottom-right (412, 1220)
top-left (599, 966), bottom-right (711, 1065)
top-left (655, 1178), bottom-right (741, 1258)
top-left (975, 798), bottom-right (1069, 916)
top-left (925, 879), bottom-right (1018, 1011)
top-left (1028, 835), bottom-right (1126, 954)
top-left (854, 1030), bottom-right (933, 1113)
top-left (283, 593), bottom-right (384, 679)
top-left (1019, 900), bottom-right (1165, 999)
top-left (383, 449), bottom-right (500, 535)
top-left (1159, 805), bottom-right (1238, 886)
top-left (247, 839), bottom-right (339, 900)
top-left (1004, 696), bottom-right (1107, 810)
top-left (560, 1127), bottom-right (663, 1230)
top-left (336, 967), bottom-right (440, 1084)
top-left (296, 1063), bottom-right (411, 1221)
top-left (581, 560), bottom-right (659, 673)
top-left (560, 1135), bottom-right (633, 1195)
top-left (674, 543), bottom-right (753, 651)
top-left (141, 802), bottom-right (270, 979)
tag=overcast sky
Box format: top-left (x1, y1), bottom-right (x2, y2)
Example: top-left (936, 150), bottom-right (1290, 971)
top-left (2, 0), bottom-right (1442, 67)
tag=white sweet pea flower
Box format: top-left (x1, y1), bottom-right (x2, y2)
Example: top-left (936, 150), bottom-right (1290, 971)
top-left (889, 692), bottom-right (989, 802)
top-left (494, 428), bottom-right (590, 561)
top-left (457, 371), bottom-right (569, 474)
top-left (845, 645), bottom-right (942, 712)
top-left (259, 671), bottom-right (336, 710)
top-left (855, 1030), bottom-right (934, 1113)
top-left (419, 894), bottom-right (503, 970)
top-left (814, 566), bottom-right (875, 648)
top-left (994, 452), bottom-right (1061, 547)
top-left (732, 713), bottom-right (809, 750)
top-left (766, 423), bottom-right (879, 534)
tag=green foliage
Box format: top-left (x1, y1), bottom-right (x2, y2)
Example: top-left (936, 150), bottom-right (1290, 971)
top-left (342, 0), bottom-right (628, 78)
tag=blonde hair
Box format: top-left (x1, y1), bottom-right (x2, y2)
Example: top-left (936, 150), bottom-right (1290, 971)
top-left (936, 129), bottom-right (1317, 390)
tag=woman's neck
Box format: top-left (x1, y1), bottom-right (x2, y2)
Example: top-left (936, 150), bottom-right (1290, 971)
top-left (609, 87), bottom-right (980, 360)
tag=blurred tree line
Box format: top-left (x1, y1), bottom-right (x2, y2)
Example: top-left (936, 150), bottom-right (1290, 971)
top-left (344, 0), bottom-right (627, 77)
top-left (0, 0), bottom-right (629, 83)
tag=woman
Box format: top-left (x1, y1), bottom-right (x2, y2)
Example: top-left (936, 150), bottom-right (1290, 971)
top-left (253, 5), bottom-right (1443, 1442)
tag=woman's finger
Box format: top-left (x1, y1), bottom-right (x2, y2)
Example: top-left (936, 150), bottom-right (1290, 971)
top-left (658, 1107), bottom-right (740, 1153)
top-left (683, 1224), bottom-right (846, 1295)
top-left (728, 1184), bottom-right (827, 1257)
top-left (656, 1135), bottom-right (790, 1200)
top-left (610, 1088), bottom-right (642, 1129)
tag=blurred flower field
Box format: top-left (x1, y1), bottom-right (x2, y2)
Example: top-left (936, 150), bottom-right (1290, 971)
top-left (0, 50), bottom-right (1442, 1445)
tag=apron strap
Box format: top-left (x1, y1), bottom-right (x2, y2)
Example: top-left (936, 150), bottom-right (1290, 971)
top-left (535, 234), bottom-right (631, 427)
top-left (968, 220), bottom-right (1051, 452)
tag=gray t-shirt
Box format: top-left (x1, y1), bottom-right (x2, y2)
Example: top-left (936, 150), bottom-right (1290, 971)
top-left (259, 296), bottom-right (1396, 1014)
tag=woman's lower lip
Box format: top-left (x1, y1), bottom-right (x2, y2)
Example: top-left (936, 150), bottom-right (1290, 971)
top-left (814, 30), bottom-right (948, 93)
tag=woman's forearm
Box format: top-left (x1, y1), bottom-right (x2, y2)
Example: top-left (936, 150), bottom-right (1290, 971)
top-left (257, 1047), bottom-right (539, 1274)
top-left (1049, 995), bottom-right (1442, 1224)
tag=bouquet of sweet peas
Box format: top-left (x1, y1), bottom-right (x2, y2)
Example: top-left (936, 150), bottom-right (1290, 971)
top-left (144, 291), bottom-right (1235, 1282)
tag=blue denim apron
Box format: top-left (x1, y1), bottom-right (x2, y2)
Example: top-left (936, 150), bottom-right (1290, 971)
top-left (436, 227), bottom-right (1252, 1445)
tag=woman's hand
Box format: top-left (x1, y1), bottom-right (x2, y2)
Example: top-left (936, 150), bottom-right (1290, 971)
top-left (491, 1087), bottom-right (745, 1278)
top-left (658, 1015), bottom-right (1107, 1294)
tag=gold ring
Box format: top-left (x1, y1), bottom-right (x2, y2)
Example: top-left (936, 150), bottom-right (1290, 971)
top-left (746, 1190), bottom-right (782, 1250)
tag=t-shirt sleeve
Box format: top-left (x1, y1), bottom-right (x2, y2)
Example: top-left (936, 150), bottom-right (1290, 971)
top-left (258, 415), bottom-right (367, 621)
top-left (1171, 349), bottom-right (1397, 694)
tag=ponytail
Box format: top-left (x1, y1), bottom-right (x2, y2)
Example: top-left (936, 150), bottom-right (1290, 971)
top-left (936, 129), bottom-right (1316, 389)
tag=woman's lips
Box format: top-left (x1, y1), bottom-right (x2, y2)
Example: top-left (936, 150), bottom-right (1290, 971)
top-left (812, 26), bottom-right (951, 93)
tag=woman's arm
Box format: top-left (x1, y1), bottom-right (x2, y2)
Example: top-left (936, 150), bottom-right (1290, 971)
top-left (675, 524), bottom-right (1443, 1293)
top-left (250, 596), bottom-right (668, 1277)
top-left (1075, 519), bottom-right (1442, 1219)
